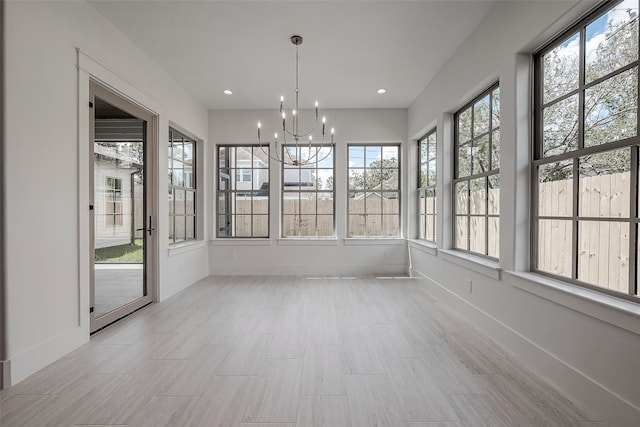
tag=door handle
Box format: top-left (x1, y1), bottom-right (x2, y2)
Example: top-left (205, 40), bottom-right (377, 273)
top-left (136, 216), bottom-right (155, 236)
top-left (147, 216), bottom-right (155, 236)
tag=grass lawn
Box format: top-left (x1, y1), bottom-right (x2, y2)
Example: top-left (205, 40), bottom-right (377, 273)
top-left (95, 238), bottom-right (143, 263)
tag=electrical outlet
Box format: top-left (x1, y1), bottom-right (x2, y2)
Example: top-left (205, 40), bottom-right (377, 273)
top-left (467, 279), bottom-right (472, 293)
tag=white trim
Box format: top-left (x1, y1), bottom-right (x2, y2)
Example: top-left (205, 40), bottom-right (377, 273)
top-left (168, 123), bottom-right (205, 243)
top-left (78, 50), bottom-right (162, 115)
top-left (77, 48), bottom-right (163, 335)
top-left (438, 248), bottom-right (501, 280)
top-left (277, 238), bottom-right (338, 246)
top-left (411, 268), bottom-right (640, 426)
top-left (506, 271), bottom-right (640, 336)
top-left (211, 262), bottom-right (408, 277)
top-left (210, 238), bottom-right (272, 246)
top-left (344, 238), bottom-right (406, 246)
top-left (168, 239), bottom-right (208, 256)
top-left (407, 238), bottom-right (437, 256)
top-left (8, 326), bottom-right (87, 386)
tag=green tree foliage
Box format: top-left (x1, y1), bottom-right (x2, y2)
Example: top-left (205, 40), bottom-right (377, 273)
top-left (457, 88), bottom-right (499, 181)
top-left (540, 4), bottom-right (638, 182)
top-left (350, 158), bottom-right (399, 191)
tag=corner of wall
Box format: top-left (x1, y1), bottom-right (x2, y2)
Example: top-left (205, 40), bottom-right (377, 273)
top-left (8, 325), bottom-right (88, 386)
top-left (411, 266), bottom-right (640, 427)
top-left (1, 359), bottom-right (10, 389)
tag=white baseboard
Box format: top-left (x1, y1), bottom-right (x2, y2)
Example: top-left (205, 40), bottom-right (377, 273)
top-left (211, 263), bottom-right (409, 277)
top-left (411, 267), bottom-right (640, 427)
top-left (8, 326), bottom-right (88, 386)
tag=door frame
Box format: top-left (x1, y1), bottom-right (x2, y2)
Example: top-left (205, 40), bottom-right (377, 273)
top-left (78, 50), bottom-right (161, 338)
top-left (88, 79), bottom-right (158, 333)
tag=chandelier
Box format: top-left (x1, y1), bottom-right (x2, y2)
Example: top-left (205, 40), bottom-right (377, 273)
top-left (257, 35), bottom-right (334, 166)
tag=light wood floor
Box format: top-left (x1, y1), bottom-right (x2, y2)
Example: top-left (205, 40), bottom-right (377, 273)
top-left (0, 276), bottom-right (605, 426)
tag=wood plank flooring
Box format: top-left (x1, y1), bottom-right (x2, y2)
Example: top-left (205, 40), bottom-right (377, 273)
top-left (0, 276), bottom-right (604, 426)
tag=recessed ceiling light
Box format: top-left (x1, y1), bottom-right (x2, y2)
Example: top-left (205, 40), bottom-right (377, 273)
top-left (377, 88), bottom-right (386, 94)
top-left (223, 89), bottom-right (233, 95)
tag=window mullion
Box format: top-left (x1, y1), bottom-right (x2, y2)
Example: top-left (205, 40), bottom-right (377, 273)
top-left (469, 105), bottom-right (475, 252)
top-left (572, 25), bottom-right (587, 280)
top-left (630, 146), bottom-right (638, 296)
top-left (485, 176), bottom-right (489, 256)
top-left (572, 158), bottom-right (579, 280)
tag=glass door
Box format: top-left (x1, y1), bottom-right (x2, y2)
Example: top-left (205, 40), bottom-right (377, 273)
top-left (89, 82), bottom-right (155, 333)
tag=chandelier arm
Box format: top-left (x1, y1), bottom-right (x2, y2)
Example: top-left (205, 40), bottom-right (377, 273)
top-left (284, 128), bottom-right (298, 138)
top-left (293, 119), bottom-right (320, 139)
top-left (281, 132), bottom-right (300, 164)
top-left (257, 135), bottom-right (281, 162)
top-left (312, 147), bottom-right (334, 165)
top-left (283, 117), bottom-right (320, 139)
top-left (258, 141), bottom-right (289, 165)
top-left (304, 144), bottom-right (333, 164)
top-left (285, 146), bottom-right (298, 164)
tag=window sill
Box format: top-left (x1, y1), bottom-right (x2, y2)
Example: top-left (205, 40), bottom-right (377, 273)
top-left (344, 238), bottom-right (405, 246)
top-left (277, 238), bottom-right (338, 246)
top-left (168, 240), bottom-right (208, 256)
top-left (407, 239), bottom-right (437, 256)
top-left (438, 249), bottom-right (501, 280)
top-left (210, 238), bottom-right (272, 246)
top-left (505, 271), bottom-right (640, 336)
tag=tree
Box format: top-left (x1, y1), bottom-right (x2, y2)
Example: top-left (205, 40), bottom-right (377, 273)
top-left (349, 158), bottom-right (398, 191)
top-left (540, 7), bottom-right (638, 182)
top-left (325, 175), bottom-right (334, 191)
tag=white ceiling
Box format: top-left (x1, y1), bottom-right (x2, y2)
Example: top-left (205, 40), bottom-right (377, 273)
top-left (88, 0), bottom-right (496, 110)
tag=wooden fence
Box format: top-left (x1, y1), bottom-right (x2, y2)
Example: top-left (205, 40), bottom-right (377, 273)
top-left (226, 199), bottom-right (400, 237)
top-left (537, 171), bottom-right (630, 293)
top-left (219, 171), bottom-right (630, 292)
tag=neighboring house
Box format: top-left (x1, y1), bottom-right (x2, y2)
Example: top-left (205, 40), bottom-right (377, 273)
top-left (93, 130), bottom-right (144, 250)
top-left (233, 159), bottom-right (316, 195)
top-left (351, 174), bottom-right (398, 200)
top-left (234, 158), bottom-right (270, 194)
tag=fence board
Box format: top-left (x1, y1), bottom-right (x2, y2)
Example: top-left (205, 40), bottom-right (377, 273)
top-left (220, 171), bottom-right (631, 292)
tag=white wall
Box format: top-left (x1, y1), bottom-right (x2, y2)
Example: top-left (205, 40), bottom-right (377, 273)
top-left (4, 0), bottom-right (209, 385)
top-left (209, 109), bottom-right (409, 276)
top-left (407, 1), bottom-right (640, 426)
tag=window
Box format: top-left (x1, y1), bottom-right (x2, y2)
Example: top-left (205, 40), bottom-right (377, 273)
top-left (105, 177), bottom-right (123, 227)
top-left (418, 130), bottom-right (437, 242)
top-left (168, 128), bottom-right (197, 244)
top-left (348, 144), bottom-right (400, 237)
top-left (282, 146), bottom-right (334, 237)
top-left (236, 169), bottom-right (252, 182)
top-left (217, 145), bottom-right (269, 237)
top-left (533, 0), bottom-right (639, 299)
top-left (454, 83), bottom-right (500, 258)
